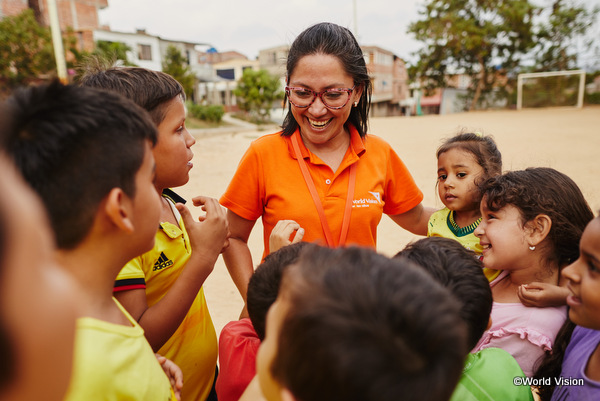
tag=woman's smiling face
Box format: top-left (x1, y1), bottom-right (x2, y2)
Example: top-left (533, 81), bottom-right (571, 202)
top-left (288, 53), bottom-right (362, 149)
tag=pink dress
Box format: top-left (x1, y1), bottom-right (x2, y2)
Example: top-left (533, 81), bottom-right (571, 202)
top-left (472, 271), bottom-right (567, 376)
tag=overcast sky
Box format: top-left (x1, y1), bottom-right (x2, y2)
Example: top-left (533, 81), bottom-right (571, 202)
top-left (99, 0), bottom-right (600, 65)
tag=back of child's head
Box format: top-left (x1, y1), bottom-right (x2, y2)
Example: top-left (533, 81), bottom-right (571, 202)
top-left (395, 237), bottom-right (492, 350)
top-left (437, 132), bottom-right (502, 182)
top-left (479, 167), bottom-right (593, 267)
top-left (77, 58), bottom-right (184, 126)
top-left (0, 81), bottom-right (157, 249)
top-left (271, 245), bottom-right (467, 401)
top-left (247, 242), bottom-right (308, 340)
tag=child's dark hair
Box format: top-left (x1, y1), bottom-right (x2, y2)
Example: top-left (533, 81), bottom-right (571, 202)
top-left (77, 58), bottom-right (184, 126)
top-left (533, 319), bottom-right (576, 401)
top-left (0, 81), bottom-right (157, 249)
top-left (247, 242), bottom-right (307, 340)
top-left (271, 245), bottom-right (467, 401)
top-left (281, 22), bottom-right (372, 137)
top-left (396, 237), bottom-right (492, 350)
top-left (437, 132), bottom-right (502, 182)
top-left (480, 167), bottom-right (593, 268)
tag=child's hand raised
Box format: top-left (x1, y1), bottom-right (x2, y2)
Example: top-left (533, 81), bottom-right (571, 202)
top-left (177, 196), bottom-right (229, 263)
top-left (518, 282), bottom-right (570, 308)
top-left (269, 220), bottom-right (304, 254)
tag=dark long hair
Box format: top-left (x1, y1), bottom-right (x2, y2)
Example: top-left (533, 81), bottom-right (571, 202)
top-left (281, 22), bottom-right (372, 137)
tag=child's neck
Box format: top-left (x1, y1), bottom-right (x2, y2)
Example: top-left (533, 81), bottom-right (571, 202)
top-left (493, 260), bottom-right (560, 303)
top-left (55, 244), bottom-right (132, 326)
top-left (160, 194), bottom-right (179, 226)
top-left (452, 209), bottom-right (481, 228)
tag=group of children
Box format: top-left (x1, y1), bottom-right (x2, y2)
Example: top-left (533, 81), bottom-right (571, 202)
top-left (0, 62), bottom-right (598, 401)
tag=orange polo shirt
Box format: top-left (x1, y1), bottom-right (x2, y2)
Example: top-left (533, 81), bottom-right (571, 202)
top-left (220, 125), bottom-right (423, 258)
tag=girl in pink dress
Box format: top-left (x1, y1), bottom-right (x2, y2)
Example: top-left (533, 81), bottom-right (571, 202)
top-left (472, 167), bottom-right (593, 376)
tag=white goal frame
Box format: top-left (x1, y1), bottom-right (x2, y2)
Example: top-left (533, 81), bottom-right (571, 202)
top-left (516, 70), bottom-right (586, 110)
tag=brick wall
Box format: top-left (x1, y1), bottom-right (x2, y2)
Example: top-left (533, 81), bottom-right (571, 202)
top-left (0, 0), bottom-right (28, 18)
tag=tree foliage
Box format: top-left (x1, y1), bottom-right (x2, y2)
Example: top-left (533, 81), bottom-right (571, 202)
top-left (162, 45), bottom-right (196, 100)
top-left (0, 9), bottom-right (55, 88)
top-left (408, 0), bottom-right (599, 110)
top-left (408, 0), bottom-right (538, 110)
top-left (233, 69), bottom-right (283, 123)
top-left (534, 0), bottom-right (599, 71)
top-left (93, 40), bottom-right (136, 66)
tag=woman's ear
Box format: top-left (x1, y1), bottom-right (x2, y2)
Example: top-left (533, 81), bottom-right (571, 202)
top-left (353, 83), bottom-right (364, 104)
top-left (527, 214), bottom-right (552, 247)
top-left (104, 188), bottom-right (134, 234)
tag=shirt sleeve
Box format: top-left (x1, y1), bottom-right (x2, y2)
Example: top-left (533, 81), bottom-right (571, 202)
top-left (382, 143), bottom-right (424, 216)
top-left (220, 142), bottom-right (265, 221)
top-left (114, 256), bottom-right (146, 292)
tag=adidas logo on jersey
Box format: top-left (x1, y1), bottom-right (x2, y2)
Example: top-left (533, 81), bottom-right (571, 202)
top-left (153, 252), bottom-right (174, 271)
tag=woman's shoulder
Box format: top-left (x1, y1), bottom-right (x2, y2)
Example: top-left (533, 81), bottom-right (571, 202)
top-left (363, 133), bottom-right (390, 147)
top-left (249, 131), bottom-right (289, 151)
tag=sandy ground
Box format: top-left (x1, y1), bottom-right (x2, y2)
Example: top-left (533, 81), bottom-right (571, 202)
top-left (177, 106), bottom-right (600, 338)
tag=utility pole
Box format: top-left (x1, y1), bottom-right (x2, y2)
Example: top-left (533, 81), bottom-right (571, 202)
top-left (353, 0), bottom-right (358, 41)
top-left (47, 0), bottom-right (68, 83)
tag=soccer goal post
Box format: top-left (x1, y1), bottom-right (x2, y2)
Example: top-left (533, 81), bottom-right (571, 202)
top-left (516, 70), bottom-right (586, 110)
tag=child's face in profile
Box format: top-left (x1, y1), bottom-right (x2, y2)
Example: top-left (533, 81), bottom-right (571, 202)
top-left (563, 217), bottom-right (600, 330)
top-left (0, 157), bottom-right (81, 401)
top-left (128, 141), bottom-right (161, 255)
top-left (153, 95), bottom-right (196, 190)
top-left (255, 286), bottom-right (292, 401)
top-left (474, 199), bottom-right (530, 271)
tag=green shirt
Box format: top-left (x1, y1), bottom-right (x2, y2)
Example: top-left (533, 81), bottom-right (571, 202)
top-left (451, 348), bottom-right (534, 401)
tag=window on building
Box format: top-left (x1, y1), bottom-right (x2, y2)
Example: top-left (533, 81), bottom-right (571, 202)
top-left (137, 44), bottom-right (152, 61)
top-left (216, 68), bottom-right (235, 80)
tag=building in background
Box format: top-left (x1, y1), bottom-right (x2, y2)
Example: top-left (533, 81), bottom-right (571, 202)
top-left (0, 0), bottom-right (108, 51)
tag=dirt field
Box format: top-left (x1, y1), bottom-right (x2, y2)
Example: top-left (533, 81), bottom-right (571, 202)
top-left (177, 105), bottom-right (600, 337)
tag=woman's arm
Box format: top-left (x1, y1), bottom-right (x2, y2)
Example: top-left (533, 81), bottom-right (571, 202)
top-left (389, 203), bottom-right (435, 236)
top-left (222, 210), bottom-right (257, 302)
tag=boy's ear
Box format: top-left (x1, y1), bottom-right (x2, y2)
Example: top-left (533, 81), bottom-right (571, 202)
top-left (104, 188), bottom-right (134, 234)
top-left (527, 214), bottom-right (552, 247)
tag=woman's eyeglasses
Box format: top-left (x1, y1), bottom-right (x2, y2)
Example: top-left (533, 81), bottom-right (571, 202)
top-left (285, 86), bottom-right (356, 110)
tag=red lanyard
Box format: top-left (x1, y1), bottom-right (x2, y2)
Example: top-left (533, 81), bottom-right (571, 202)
top-left (291, 133), bottom-right (357, 247)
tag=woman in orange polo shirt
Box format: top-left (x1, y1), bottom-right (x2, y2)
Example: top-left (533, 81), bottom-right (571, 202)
top-left (220, 22), bottom-right (432, 301)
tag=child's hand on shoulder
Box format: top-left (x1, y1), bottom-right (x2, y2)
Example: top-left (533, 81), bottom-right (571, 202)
top-left (269, 220), bottom-right (304, 254)
top-left (156, 354), bottom-right (183, 401)
top-left (177, 196), bottom-right (229, 259)
top-left (518, 282), bottom-right (569, 308)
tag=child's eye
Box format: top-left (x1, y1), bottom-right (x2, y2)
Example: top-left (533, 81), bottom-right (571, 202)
top-left (438, 174), bottom-right (447, 181)
top-left (486, 214), bottom-right (496, 220)
top-left (457, 172), bottom-right (467, 178)
top-left (588, 260), bottom-right (600, 273)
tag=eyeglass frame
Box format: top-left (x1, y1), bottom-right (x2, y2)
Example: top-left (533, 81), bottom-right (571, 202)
top-left (285, 85), bottom-right (356, 110)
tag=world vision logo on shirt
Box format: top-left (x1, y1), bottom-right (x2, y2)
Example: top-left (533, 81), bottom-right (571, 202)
top-left (153, 252), bottom-right (174, 271)
top-left (352, 191), bottom-right (382, 208)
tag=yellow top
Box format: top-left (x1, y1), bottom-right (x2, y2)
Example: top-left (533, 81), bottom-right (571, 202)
top-left (64, 298), bottom-right (175, 400)
top-left (428, 207), bottom-right (500, 282)
top-left (115, 193), bottom-right (218, 401)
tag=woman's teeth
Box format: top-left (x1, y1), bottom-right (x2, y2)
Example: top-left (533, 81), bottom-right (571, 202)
top-left (309, 118), bottom-right (331, 128)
